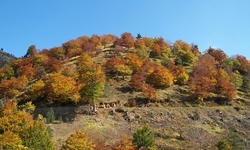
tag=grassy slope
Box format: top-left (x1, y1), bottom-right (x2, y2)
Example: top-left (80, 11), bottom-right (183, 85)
top-left (35, 77), bottom-right (250, 149)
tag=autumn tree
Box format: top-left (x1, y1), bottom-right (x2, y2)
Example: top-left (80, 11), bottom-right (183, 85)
top-left (142, 84), bottom-right (157, 102)
top-left (125, 53), bottom-right (143, 72)
top-left (63, 39), bottom-right (83, 58)
top-left (189, 54), bottom-right (236, 102)
top-left (177, 50), bottom-right (195, 65)
top-left (235, 55), bottom-right (249, 75)
top-left (0, 101), bottom-right (54, 149)
top-left (44, 57), bottom-right (62, 73)
top-left (0, 130), bottom-right (25, 149)
top-left (142, 37), bottom-right (154, 47)
top-left (173, 40), bottom-right (191, 52)
top-left (233, 70), bottom-right (243, 89)
top-left (207, 48), bottom-right (227, 64)
top-left (146, 66), bottom-right (174, 88)
top-left (190, 44), bottom-right (200, 56)
top-left (44, 73), bottom-right (79, 105)
top-left (32, 53), bottom-right (49, 67)
top-left (134, 38), bottom-right (146, 50)
top-left (0, 76), bottom-right (28, 99)
top-left (215, 68), bottom-right (236, 101)
top-left (77, 53), bottom-right (105, 112)
top-left (61, 64), bottom-right (78, 79)
top-left (105, 57), bottom-right (128, 78)
top-left (115, 64), bottom-right (133, 79)
top-left (49, 47), bottom-right (65, 60)
top-left (150, 43), bottom-right (161, 57)
top-left (189, 54), bottom-right (217, 101)
top-left (0, 65), bottom-right (15, 81)
top-left (101, 34), bottom-right (116, 47)
top-left (121, 32), bottom-right (134, 49)
top-left (130, 72), bottom-right (145, 91)
top-left (26, 79), bottom-right (45, 102)
top-left (17, 64), bottom-right (36, 79)
top-left (113, 137), bottom-right (135, 150)
top-left (137, 48), bottom-right (150, 60)
top-left (173, 40), bottom-right (195, 65)
top-left (173, 66), bottom-right (189, 85)
top-left (62, 130), bottom-right (95, 150)
top-left (89, 34), bottom-right (101, 46)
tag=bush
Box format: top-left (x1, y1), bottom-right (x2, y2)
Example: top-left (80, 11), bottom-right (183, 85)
top-left (23, 121), bottom-right (55, 150)
top-left (132, 125), bottom-right (155, 149)
top-left (129, 99), bottom-right (136, 107)
top-left (217, 140), bottom-right (232, 150)
top-left (62, 130), bottom-right (95, 150)
top-left (46, 108), bottom-right (55, 124)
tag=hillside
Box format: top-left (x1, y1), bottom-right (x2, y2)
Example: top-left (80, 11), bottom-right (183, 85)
top-left (0, 50), bottom-right (16, 68)
top-left (0, 33), bottom-right (250, 149)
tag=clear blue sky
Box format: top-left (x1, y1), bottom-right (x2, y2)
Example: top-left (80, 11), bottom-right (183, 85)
top-left (1, 0), bottom-right (250, 59)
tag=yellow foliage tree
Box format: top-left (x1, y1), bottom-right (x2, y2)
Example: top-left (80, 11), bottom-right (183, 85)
top-left (125, 53), bottom-right (143, 72)
top-left (173, 66), bottom-right (189, 85)
top-left (27, 79), bottom-right (45, 102)
top-left (44, 73), bottom-right (80, 104)
top-left (115, 64), bottom-right (133, 79)
top-left (63, 130), bottom-right (95, 150)
top-left (77, 53), bottom-right (105, 112)
top-left (0, 101), bottom-right (55, 149)
top-left (146, 66), bottom-right (174, 88)
top-left (0, 130), bottom-right (26, 150)
top-left (0, 101), bottom-right (34, 135)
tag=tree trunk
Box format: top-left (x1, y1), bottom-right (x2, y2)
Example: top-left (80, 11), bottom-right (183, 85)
top-left (93, 99), bottom-right (97, 113)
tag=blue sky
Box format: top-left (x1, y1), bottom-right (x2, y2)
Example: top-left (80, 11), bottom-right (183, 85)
top-left (1, 0), bottom-right (250, 59)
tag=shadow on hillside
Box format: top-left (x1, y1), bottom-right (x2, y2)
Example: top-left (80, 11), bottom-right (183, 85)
top-left (33, 106), bottom-right (89, 123)
top-left (116, 86), bottom-right (133, 94)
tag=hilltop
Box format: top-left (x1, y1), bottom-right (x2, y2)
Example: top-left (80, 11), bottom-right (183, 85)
top-left (0, 49), bottom-right (16, 68)
top-left (0, 33), bottom-right (250, 149)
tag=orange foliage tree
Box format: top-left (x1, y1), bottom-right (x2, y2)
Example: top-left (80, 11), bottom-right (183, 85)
top-left (89, 34), bottom-right (101, 46)
top-left (101, 34), bottom-right (116, 46)
top-left (121, 32), bottom-right (134, 49)
top-left (63, 39), bottom-right (83, 58)
top-left (189, 54), bottom-right (236, 102)
top-left (17, 64), bottom-right (37, 79)
top-left (0, 76), bottom-right (28, 99)
top-left (235, 55), bottom-right (249, 74)
top-left (207, 48), bottom-right (227, 64)
top-left (142, 84), bottom-right (157, 102)
top-left (49, 47), bottom-right (65, 60)
top-left (189, 54), bottom-right (217, 101)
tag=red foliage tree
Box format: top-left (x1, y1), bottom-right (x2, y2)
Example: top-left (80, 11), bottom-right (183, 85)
top-left (235, 55), bottom-right (249, 74)
top-left (207, 48), bottom-right (227, 64)
top-left (189, 54), bottom-right (236, 102)
top-left (130, 72), bottom-right (145, 91)
top-left (189, 54), bottom-right (217, 101)
top-left (142, 84), bottom-right (157, 102)
top-left (121, 32), bottom-right (134, 49)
